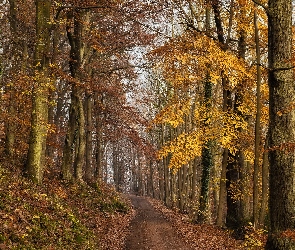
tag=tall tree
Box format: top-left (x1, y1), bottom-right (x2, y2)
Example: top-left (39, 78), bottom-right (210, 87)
top-left (266, 0), bottom-right (295, 248)
top-left (61, 9), bottom-right (89, 182)
top-left (197, 74), bottom-right (213, 223)
top-left (253, 3), bottom-right (262, 228)
top-left (5, 0), bottom-right (17, 158)
top-left (26, 0), bottom-right (51, 184)
top-left (197, 5), bottom-right (213, 224)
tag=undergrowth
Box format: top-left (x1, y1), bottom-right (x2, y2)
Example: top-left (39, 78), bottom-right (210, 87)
top-left (0, 167), bottom-right (131, 249)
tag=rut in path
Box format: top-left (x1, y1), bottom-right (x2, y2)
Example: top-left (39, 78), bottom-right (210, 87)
top-left (124, 195), bottom-right (193, 250)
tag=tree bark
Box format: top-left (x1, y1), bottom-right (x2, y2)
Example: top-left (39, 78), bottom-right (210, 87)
top-left (197, 75), bottom-right (213, 223)
top-left (62, 10), bottom-right (87, 182)
top-left (26, 0), bottom-right (51, 184)
top-left (225, 5), bottom-right (249, 235)
top-left (61, 87), bottom-right (77, 181)
top-left (5, 0), bottom-right (18, 158)
top-left (266, 0), bottom-right (295, 248)
top-left (74, 89), bottom-right (85, 181)
top-left (259, 136), bottom-right (269, 226)
top-left (253, 5), bottom-right (262, 228)
top-left (217, 79), bottom-right (232, 227)
top-left (113, 143), bottom-right (119, 191)
top-left (216, 148), bottom-right (228, 227)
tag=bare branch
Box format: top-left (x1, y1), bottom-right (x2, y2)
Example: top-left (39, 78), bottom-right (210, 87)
top-left (55, 5), bottom-right (108, 20)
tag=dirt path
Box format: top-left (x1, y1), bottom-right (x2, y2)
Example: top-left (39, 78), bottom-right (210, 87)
top-left (124, 195), bottom-right (193, 250)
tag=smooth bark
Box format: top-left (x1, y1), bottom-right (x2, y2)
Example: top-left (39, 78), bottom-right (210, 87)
top-left (26, 0), bottom-right (51, 184)
top-left (253, 6), bottom-right (262, 228)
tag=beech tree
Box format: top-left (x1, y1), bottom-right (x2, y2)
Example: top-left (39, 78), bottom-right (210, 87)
top-left (26, 0), bottom-right (51, 184)
top-left (61, 8), bottom-right (89, 182)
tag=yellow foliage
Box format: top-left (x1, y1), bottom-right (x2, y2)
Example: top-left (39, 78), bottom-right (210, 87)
top-left (151, 32), bottom-right (254, 90)
top-left (149, 4), bottom-right (269, 170)
top-left (156, 101), bottom-right (250, 170)
top-left (244, 222), bottom-right (267, 249)
top-left (244, 149), bottom-right (255, 164)
top-left (151, 98), bottom-right (191, 128)
top-left (158, 130), bottom-right (203, 169)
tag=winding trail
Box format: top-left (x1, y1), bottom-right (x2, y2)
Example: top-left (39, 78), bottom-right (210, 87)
top-left (124, 195), bottom-right (193, 250)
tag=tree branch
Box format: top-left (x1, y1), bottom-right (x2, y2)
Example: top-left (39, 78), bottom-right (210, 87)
top-left (271, 65), bottom-right (295, 72)
top-left (55, 5), bottom-right (108, 20)
top-left (210, 0), bottom-right (225, 45)
top-left (225, 0), bottom-right (234, 47)
top-left (252, 0), bottom-right (269, 15)
top-left (184, 22), bottom-right (217, 41)
top-left (257, 63), bottom-right (295, 72)
top-left (128, 17), bottom-right (171, 39)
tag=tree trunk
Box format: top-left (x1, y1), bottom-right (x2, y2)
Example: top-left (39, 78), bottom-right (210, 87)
top-left (113, 143), bottom-right (119, 191)
top-left (164, 155), bottom-right (170, 206)
top-left (158, 159), bottom-right (165, 201)
top-left (61, 87), bottom-right (77, 181)
top-left (46, 22), bottom-right (60, 164)
top-left (224, 90), bottom-right (241, 233)
top-left (161, 124), bottom-right (170, 206)
top-left (210, 0), bottom-right (244, 230)
top-left (197, 75), bottom-right (213, 223)
top-left (94, 94), bottom-right (103, 183)
top-left (226, 152), bottom-right (241, 228)
top-left (216, 148), bottom-right (228, 227)
top-left (170, 168), bottom-right (177, 207)
top-left (217, 80), bottom-right (232, 227)
top-left (54, 85), bottom-right (66, 167)
top-left (26, 0), bottom-right (51, 184)
top-left (253, 5), bottom-right (262, 228)
top-left (225, 12), bottom-right (249, 236)
top-left (237, 19), bottom-right (252, 226)
top-left (178, 165), bottom-right (184, 210)
top-left (74, 90), bottom-right (85, 181)
top-left (62, 10), bottom-right (87, 182)
top-left (191, 157), bottom-right (198, 208)
top-left (259, 136), bottom-right (269, 226)
top-left (266, 0), bottom-right (295, 248)
top-left (5, 0), bottom-right (17, 158)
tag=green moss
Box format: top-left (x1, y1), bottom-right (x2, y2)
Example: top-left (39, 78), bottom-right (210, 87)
top-left (100, 197), bottom-right (128, 213)
top-left (0, 168), bottom-right (129, 250)
top-left (0, 233), bottom-right (6, 243)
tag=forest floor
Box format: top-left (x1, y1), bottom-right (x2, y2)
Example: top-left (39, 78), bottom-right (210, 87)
top-left (124, 195), bottom-right (266, 250)
top-left (0, 166), bottom-right (266, 249)
top-left (124, 195), bottom-right (193, 250)
top-left (0, 166), bottom-right (133, 249)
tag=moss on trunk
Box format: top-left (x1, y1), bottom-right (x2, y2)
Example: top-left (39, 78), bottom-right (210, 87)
top-left (26, 0), bottom-right (51, 184)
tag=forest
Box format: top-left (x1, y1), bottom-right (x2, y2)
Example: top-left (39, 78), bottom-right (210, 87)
top-left (0, 0), bottom-right (295, 249)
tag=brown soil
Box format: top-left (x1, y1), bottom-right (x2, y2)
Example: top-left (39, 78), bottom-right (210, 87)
top-left (124, 195), bottom-right (193, 250)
